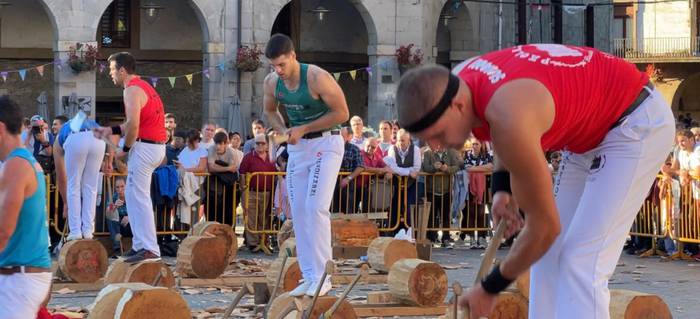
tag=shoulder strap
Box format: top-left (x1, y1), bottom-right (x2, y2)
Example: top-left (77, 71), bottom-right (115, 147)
top-left (299, 63), bottom-right (308, 88)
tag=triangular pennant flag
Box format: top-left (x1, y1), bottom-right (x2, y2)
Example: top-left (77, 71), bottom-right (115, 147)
top-left (18, 69), bottom-right (26, 81)
top-left (185, 74), bottom-right (193, 85)
top-left (366, 67), bottom-right (373, 78)
top-left (36, 65), bottom-right (45, 77)
top-left (203, 69), bottom-right (210, 79)
top-left (168, 76), bottom-right (176, 88)
top-left (333, 73), bottom-right (340, 81)
top-left (349, 70), bottom-right (356, 80)
top-left (150, 77), bottom-right (158, 88)
top-left (54, 58), bottom-right (63, 70)
top-left (1, 72), bottom-right (7, 82)
top-left (99, 63), bottom-right (106, 73)
top-left (218, 63), bottom-right (226, 72)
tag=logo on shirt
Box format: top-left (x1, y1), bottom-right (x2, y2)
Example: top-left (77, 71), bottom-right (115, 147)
top-left (278, 92), bottom-right (284, 98)
top-left (589, 154), bottom-right (606, 174)
top-left (466, 58), bottom-right (506, 84)
top-left (512, 44), bottom-right (593, 68)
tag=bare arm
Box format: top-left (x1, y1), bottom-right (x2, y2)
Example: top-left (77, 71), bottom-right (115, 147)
top-left (186, 157), bottom-right (208, 174)
top-left (0, 159), bottom-right (33, 252)
top-left (53, 139), bottom-right (68, 204)
top-left (263, 74), bottom-right (288, 133)
top-left (122, 86), bottom-right (146, 147)
top-left (486, 79), bottom-right (560, 281)
top-left (466, 163), bottom-right (494, 173)
top-left (303, 66), bottom-right (350, 133)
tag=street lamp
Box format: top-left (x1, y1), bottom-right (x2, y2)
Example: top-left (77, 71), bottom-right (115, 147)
top-left (309, 1), bottom-right (332, 21)
top-left (141, 1), bottom-right (165, 24)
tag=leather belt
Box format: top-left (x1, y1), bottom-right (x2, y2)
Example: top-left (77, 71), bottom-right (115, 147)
top-left (302, 130), bottom-right (340, 140)
top-left (0, 266), bottom-right (51, 275)
top-left (136, 138), bottom-right (165, 145)
top-left (610, 81), bottom-right (654, 130)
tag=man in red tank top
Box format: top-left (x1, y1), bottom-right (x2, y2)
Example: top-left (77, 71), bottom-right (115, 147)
top-left (95, 52), bottom-right (166, 264)
top-left (396, 44), bottom-right (675, 319)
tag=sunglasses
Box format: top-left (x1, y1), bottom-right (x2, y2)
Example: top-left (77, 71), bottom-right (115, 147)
top-left (256, 142), bottom-right (267, 145)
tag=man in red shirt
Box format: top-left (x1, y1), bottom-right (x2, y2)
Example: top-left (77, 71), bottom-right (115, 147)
top-left (94, 52), bottom-right (167, 263)
top-left (359, 137), bottom-right (393, 214)
top-left (238, 134), bottom-right (277, 252)
top-left (396, 44), bottom-right (675, 318)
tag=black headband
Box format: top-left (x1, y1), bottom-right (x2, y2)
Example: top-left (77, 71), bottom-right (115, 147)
top-left (403, 73), bottom-right (460, 133)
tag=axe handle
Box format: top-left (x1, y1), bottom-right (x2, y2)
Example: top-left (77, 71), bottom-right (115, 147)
top-left (474, 220), bottom-right (506, 285)
top-left (264, 253), bottom-right (289, 318)
top-left (322, 268), bottom-right (365, 318)
top-left (223, 284), bottom-right (250, 318)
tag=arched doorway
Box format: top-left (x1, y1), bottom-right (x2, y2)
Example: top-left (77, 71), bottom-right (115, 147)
top-left (672, 73), bottom-right (700, 122)
top-left (271, 0), bottom-right (370, 125)
top-left (0, 0), bottom-right (56, 118)
top-left (94, 0), bottom-right (205, 128)
top-left (436, 1), bottom-right (477, 68)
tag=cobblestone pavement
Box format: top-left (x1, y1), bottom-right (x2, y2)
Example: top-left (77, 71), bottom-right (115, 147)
top-left (49, 246), bottom-right (700, 318)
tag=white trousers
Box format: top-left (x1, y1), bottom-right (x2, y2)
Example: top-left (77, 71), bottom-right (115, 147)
top-left (286, 134), bottom-right (343, 283)
top-left (529, 88), bottom-right (675, 318)
top-left (0, 272), bottom-right (52, 319)
top-left (64, 131), bottom-right (106, 238)
top-left (126, 141), bottom-right (165, 255)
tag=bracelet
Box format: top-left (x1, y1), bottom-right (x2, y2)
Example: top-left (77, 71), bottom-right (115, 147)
top-left (491, 170), bottom-right (511, 194)
top-left (111, 125), bottom-right (123, 136)
top-left (122, 145), bottom-right (131, 153)
top-left (481, 265), bottom-right (514, 295)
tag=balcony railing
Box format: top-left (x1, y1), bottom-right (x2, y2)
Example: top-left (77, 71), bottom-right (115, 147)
top-left (613, 37), bottom-right (700, 60)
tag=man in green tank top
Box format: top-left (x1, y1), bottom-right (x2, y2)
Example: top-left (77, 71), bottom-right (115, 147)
top-left (263, 34), bottom-right (349, 297)
top-left (0, 97), bottom-right (52, 318)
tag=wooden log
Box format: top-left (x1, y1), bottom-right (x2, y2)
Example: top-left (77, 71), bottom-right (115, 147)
top-left (352, 304), bottom-right (447, 317)
top-left (88, 283), bottom-right (190, 319)
top-left (104, 260), bottom-right (176, 288)
top-left (367, 237), bottom-right (417, 273)
top-left (58, 239), bottom-right (109, 283)
top-left (445, 291), bottom-right (527, 319)
top-left (278, 219), bottom-right (294, 248)
top-left (176, 236), bottom-right (228, 279)
top-left (515, 269), bottom-right (530, 299)
top-left (296, 296), bottom-right (357, 319)
top-left (366, 291), bottom-right (398, 304)
top-left (267, 292), bottom-right (299, 319)
top-left (331, 218), bottom-right (379, 247)
top-left (279, 237), bottom-right (297, 258)
top-left (266, 257), bottom-right (302, 293)
top-left (333, 246), bottom-right (368, 259)
top-left (191, 221), bottom-right (237, 263)
top-left (609, 289), bottom-right (672, 319)
top-left (388, 258), bottom-right (447, 307)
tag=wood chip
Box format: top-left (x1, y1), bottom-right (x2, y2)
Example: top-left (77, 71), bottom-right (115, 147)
top-left (55, 288), bottom-right (76, 295)
top-left (184, 289), bottom-right (202, 295)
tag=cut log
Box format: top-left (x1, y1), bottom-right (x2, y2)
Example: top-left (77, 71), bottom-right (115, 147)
top-left (266, 257), bottom-right (302, 293)
top-left (279, 237), bottom-right (297, 258)
top-left (58, 239), bottom-right (109, 283)
top-left (515, 269), bottom-right (530, 299)
top-left (267, 292), bottom-right (298, 319)
top-left (445, 291), bottom-right (527, 319)
top-left (609, 289), bottom-right (672, 319)
top-left (278, 220), bottom-right (295, 248)
top-left (104, 260), bottom-right (176, 288)
top-left (366, 291), bottom-right (399, 304)
top-left (367, 237), bottom-right (417, 273)
top-left (331, 218), bottom-right (379, 247)
top-left (88, 283), bottom-right (190, 319)
top-left (388, 258), bottom-right (447, 307)
top-left (297, 296), bottom-right (357, 319)
top-left (191, 221), bottom-right (237, 263)
top-left (176, 236), bottom-right (229, 279)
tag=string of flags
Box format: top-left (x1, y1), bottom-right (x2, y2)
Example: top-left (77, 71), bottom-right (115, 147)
top-left (330, 60), bottom-right (393, 82)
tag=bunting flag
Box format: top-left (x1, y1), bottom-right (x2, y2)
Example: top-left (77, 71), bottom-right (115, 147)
top-left (55, 58), bottom-right (63, 70)
top-left (366, 67), bottom-right (373, 78)
top-left (150, 77), bottom-right (158, 88)
top-left (99, 63), bottom-right (106, 73)
top-left (18, 69), bottom-right (26, 81)
top-left (36, 65), bottom-right (45, 77)
top-left (1, 72), bottom-right (7, 82)
top-left (333, 73), bottom-right (340, 81)
top-left (349, 70), bottom-right (356, 80)
top-left (168, 76), bottom-right (176, 88)
top-left (185, 73), bottom-right (193, 85)
top-left (218, 62), bottom-right (226, 72)
top-left (203, 69), bottom-right (210, 79)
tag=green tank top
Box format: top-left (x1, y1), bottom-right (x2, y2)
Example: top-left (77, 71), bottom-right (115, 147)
top-left (275, 63), bottom-right (339, 129)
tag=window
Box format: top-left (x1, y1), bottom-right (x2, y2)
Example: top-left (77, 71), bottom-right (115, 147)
top-left (98, 0), bottom-right (131, 48)
top-left (613, 3), bottom-right (633, 40)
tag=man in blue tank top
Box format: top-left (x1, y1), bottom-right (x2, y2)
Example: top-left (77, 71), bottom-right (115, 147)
top-left (263, 34), bottom-right (349, 297)
top-left (0, 97), bottom-right (52, 318)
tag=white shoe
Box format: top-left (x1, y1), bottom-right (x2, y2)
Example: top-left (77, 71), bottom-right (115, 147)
top-left (83, 233), bottom-right (94, 240)
top-left (66, 234), bottom-right (82, 241)
top-left (289, 280), bottom-right (312, 297)
top-left (306, 279), bottom-right (332, 296)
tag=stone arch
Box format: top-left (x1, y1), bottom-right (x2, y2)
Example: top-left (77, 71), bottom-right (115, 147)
top-left (672, 73), bottom-right (700, 118)
top-left (435, 0), bottom-right (477, 67)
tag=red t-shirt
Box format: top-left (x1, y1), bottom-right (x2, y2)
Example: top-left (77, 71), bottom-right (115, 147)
top-left (359, 149), bottom-right (387, 187)
top-left (239, 152), bottom-right (277, 192)
top-left (127, 77), bottom-right (166, 143)
top-left (456, 44), bottom-right (648, 153)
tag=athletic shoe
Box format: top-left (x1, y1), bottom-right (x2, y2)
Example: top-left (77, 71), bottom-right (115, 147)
top-left (306, 279), bottom-right (332, 297)
top-left (477, 237), bottom-right (487, 249)
top-left (124, 249), bottom-right (161, 264)
top-left (121, 248), bottom-right (138, 258)
top-left (82, 233), bottom-right (94, 240)
top-left (289, 280), bottom-right (312, 297)
top-left (66, 234), bottom-right (82, 242)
